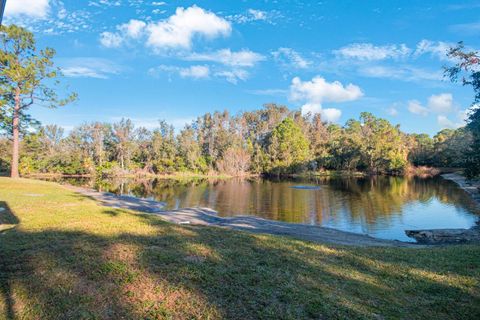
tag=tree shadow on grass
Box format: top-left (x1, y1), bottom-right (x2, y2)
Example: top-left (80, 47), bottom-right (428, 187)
top-left (102, 209), bottom-right (121, 217)
top-left (0, 202), bottom-right (19, 226)
top-left (0, 202), bottom-right (18, 320)
top-left (0, 205), bottom-right (479, 319)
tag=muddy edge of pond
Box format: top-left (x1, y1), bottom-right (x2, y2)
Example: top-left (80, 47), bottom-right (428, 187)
top-left (404, 173), bottom-right (480, 245)
top-left (441, 173), bottom-right (480, 206)
top-left (65, 185), bottom-right (419, 247)
top-left (64, 174), bottom-right (480, 247)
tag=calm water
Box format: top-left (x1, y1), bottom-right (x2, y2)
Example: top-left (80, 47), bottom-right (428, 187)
top-left (54, 176), bottom-right (479, 242)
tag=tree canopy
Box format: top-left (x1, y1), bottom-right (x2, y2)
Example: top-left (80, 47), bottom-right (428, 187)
top-left (0, 104), bottom-right (471, 177)
top-left (445, 42), bottom-right (480, 178)
top-left (0, 24), bottom-right (76, 177)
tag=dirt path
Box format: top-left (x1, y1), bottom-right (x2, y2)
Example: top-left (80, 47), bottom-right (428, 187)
top-left (66, 185), bottom-right (419, 247)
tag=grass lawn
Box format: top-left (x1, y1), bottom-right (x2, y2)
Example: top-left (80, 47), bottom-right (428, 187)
top-left (0, 177), bottom-right (479, 319)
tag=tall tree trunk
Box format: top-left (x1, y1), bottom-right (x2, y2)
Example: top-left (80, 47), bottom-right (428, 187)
top-left (11, 87), bottom-right (20, 178)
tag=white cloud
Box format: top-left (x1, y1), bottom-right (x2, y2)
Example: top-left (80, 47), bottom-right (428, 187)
top-left (100, 6), bottom-right (231, 51)
top-left (248, 9), bottom-right (267, 21)
top-left (427, 93), bottom-right (453, 113)
top-left (228, 9), bottom-right (280, 24)
top-left (89, 0), bottom-right (121, 7)
top-left (301, 103), bottom-right (342, 122)
top-left (152, 9), bottom-right (166, 15)
top-left (5, 0), bottom-right (50, 19)
top-left (290, 76), bottom-right (363, 123)
top-left (61, 58), bottom-right (122, 79)
top-left (149, 60), bottom-right (254, 84)
top-left (359, 65), bottom-right (443, 82)
top-left (215, 69), bottom-right (249, 84)
top-left (146, 5), bottom-right (231, 50)
top-left (458, 109), bottom-right (470, 123)
top-left (437, 109), bottom-right (471, 129)
top-left (179, 65), bottom-right (210, 79)
top-left (386, 106), bottom-right (399, 116)
top-left (334, 43), bottom-right (411, 60)
top-left (100, 32), bottom-right (123, 48)
top-left (272, 48), bottom-right (311, 69)
top-left (290, 76), bottom-right (363, 104)
top-left (118, 19), bottom-right (147, 39)
top-left (6, 1), bottom-right (92, 35)
top-left (407, 93), bottom-right (456, 117)
top-left (247, 88), bottom-right (288, 96)
top-left (149, 64), bottom-right (210, 79)
top-left (407, 100), bottom-right (429, 116)
top-left (320, 108), bottom-right (342, 123)
top-left (183, 49), bottom-right (263, 84)
top-left (414, 40), bottom-right (453, 61)
top-left (325, 40), bottom-right (465, 83)
top-left (62, 67), bottom-right (107, 79)
top-left (437, 115), bottom-right (464, 129)
top-left (99, 19), bottom-right (148, 47)
top-left (185, 49), bottom-right (265, 67)
top-left (334, 40), bottom-right (457, 63)
top-left (152, 1), bottom-right (166, 6)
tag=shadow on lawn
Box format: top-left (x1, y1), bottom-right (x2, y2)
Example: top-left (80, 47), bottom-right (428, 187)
top-left (0, 202), bottom-right (18, 320)
top-left (0, 202), bottom-right (19, 226)
top-left (0, 201), bottom-right (479, 319)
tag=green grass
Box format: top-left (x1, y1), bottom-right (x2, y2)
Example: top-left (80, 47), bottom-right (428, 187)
top-left (0, 177), bottom-right (479, 319)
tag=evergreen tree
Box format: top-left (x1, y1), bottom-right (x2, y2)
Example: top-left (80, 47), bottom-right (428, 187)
top-left (0, 25), bottom-right (76, 178)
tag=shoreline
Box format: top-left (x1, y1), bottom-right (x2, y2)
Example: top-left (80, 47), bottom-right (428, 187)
top-left (63, 173), bottom-right (480, 246)
top-left (65, 184), bottom-right (421, 247)
top-left (22, 172), bottom-right (237, 180)
top-left (403, 173), bottom-right (480, 244)
top-left (20, 173), bottom-right (480, 246)
top-left (21, 167), bottom-right (443, 181)
top-left (441, 173), bottom-right (480, 206)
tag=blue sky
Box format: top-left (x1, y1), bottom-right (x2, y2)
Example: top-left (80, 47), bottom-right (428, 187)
top-left (4, 0), bottom-right (480, 135)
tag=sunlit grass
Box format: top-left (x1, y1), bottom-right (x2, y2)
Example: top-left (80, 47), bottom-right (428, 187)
top-left (0, 177), bottom-right (479, 319)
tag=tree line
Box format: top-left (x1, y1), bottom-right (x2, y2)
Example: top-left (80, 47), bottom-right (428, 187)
top-left (0, 105), bottom-right (474, 177)
top-left (1, 25), bottom-right (479, 178)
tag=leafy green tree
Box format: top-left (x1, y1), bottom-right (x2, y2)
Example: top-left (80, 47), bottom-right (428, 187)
top-left (266, 117), bottom-right (311, 174)
top-left (445, 42), bottom-right (480, 178)
top-left (177, 125), bottom-right (207, 173)
top-left (112, 119), bottom-right (135, 171)
top-left (432, 128), bottom-right (471, 168)
top-left (306, 113), bottom-right (330, 169)
top-left (151, 120), bottom-right (177, 173)
top-left (409, 133), bottom-right (434, 166)
top-left (88, 122), bottom-right (112, 168)
top-left (133, 126), bottom-right (154, 173)
top-left (345, 113), bottom-right (410, 174)
top-left (0, 136), bottom-right (10, 172)
top-left (0, 25), bottom-right (76, 178)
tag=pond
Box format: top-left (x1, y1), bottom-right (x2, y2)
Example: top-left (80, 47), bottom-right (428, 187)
top-left (51, 176), bottom-right (480, 242)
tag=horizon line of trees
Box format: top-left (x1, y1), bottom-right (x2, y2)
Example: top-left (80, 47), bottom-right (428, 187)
top-left (1, 25), bottom-right (479, 179)
top-left (0, 104), bottom-right (473, 177)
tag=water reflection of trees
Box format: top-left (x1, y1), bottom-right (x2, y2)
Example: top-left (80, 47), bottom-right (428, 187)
top-left (68, 176), bottom-right (479, 228)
